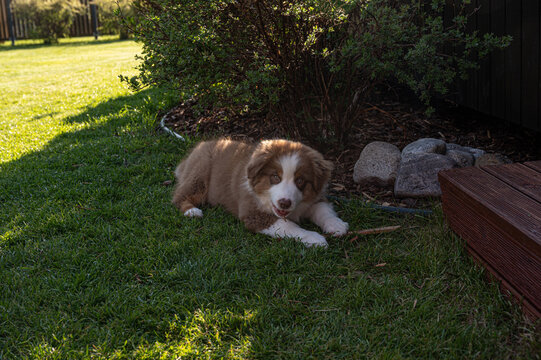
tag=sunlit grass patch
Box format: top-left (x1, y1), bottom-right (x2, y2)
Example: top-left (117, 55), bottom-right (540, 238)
top-left (0, 36), bottom-right (140, 162)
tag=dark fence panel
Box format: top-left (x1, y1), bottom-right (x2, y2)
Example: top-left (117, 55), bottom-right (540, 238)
top-left (0, 0), bottom-right (95, 41)
top-left (0, 0), bottom-right (8, 40)
top-left (71, 0), bottom-right (93, 37)
top-left (449, 0), bottom-right (541, 132)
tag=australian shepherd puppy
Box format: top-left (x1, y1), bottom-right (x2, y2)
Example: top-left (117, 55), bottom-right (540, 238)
top-left (172, 139), bottom-right (348, 247)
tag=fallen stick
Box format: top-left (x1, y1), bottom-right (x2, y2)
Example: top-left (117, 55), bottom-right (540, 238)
top-left (350, 225), bottom-right (401, 235)
top-left (326, 225), bottom-right (401, 239)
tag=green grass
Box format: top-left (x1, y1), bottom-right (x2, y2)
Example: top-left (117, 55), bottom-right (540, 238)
top-left (0, 36), bottom-right (539, 359)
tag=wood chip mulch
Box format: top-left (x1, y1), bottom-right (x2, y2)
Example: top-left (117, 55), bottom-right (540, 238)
top-left (162, 99), bottom-right (541, 209)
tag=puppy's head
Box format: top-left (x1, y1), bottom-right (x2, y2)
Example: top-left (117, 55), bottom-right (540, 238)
top-left (247, 140), bottom-right (333, 218)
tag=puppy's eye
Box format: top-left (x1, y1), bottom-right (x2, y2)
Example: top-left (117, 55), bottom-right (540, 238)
top-left (270, 174), bottom-right (281, 184)
top-left (295, 178), bottom-right (305, 187)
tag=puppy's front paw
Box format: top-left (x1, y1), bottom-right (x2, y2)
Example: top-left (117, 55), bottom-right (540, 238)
top-left (184, 207), bottom-right (203, 218)
top-left (323, 217), bottom-right (349, 236)
top-left (301, 231), bottom-right (328, 248)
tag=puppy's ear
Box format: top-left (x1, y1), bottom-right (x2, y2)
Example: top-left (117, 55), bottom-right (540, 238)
top-left (311, 153), bottom-right (333, 194)
top-left (247, 144), bottom-right (273, 182)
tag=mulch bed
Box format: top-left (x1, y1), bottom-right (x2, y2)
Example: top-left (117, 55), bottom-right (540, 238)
top-left (162, 98), bottom-right (541, 209)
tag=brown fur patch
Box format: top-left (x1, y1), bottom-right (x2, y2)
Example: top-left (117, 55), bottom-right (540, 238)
top-left (240, 210), bottom-right (278, 232)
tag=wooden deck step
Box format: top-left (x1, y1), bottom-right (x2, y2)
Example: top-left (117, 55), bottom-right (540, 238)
top-left (439, 161), bottom-right (541, 320)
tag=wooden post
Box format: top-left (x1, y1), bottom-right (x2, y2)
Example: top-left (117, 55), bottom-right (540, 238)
top-left (90, 2), bottom-right (98, 39)
top-left (5, 0), bottom-right (15, 45)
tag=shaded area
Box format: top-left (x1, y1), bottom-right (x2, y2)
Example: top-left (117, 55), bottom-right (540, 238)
top-left (163, 97), bottom-right (541, 208)
top-left (0, 89), bottom-right (539, 358)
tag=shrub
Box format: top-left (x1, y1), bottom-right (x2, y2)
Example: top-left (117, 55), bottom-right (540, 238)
top-left (93, 0), bottom-right (134, 39)
top-left (11, 0), bottom-right (85, 44)
top-left (126, 0), bottom-right (510, 145)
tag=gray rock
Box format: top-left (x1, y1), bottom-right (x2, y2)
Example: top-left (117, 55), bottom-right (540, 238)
top-left (394, 153), bottom-right (458, 198)
top-left (402, 138), bottom-right (446, 158)
top-left (446, 149), bottom-right (474, 168)
top-left (474, 153), bottom-right (513, 167)
top-left (446, 143), bottom-right (485, 160)
top-left (446, 143), bottom-right (468, 152)
top-left (466, 147), bottom-right (486, 160)
top-left (353, 141), bottom-right (401, 186)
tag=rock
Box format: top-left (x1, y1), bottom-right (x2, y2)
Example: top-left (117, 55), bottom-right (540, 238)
top-left (464, 147), bottom-right (485, 160)
top-left (402, 138), bottom-right (447, 158)
top-left (474, 153), bottom-right (513, 167)
top-left (353, 141), bottom-right (401, 187)
top-left (446, 149), bottom-right (474, 168)
top-left (394, 153), bottom-right (458, 197)
top-left (446, 143), bottom-right (485, 160)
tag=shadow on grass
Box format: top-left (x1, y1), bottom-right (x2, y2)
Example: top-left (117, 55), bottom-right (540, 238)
top-left (0, 87), bottom-right (538, 359)
top-left (62, 89), bottom-right (156, 125)
top-left (0, 37), bottom-right (131, 52)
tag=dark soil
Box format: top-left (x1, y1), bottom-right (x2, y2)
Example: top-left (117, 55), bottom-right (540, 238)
top-left (162, 98), bottom-right (541, 208)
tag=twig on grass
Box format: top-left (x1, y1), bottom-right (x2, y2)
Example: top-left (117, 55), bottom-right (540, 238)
top-left (350, 225), bottom-right (401, 235)
top-left (325, 225), bottom-right (401, 239)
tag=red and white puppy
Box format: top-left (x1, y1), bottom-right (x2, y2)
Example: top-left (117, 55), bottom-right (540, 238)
top-left (172, 139), bottom-right (348, 247)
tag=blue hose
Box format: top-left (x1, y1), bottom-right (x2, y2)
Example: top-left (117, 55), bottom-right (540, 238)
top-left (327, 195), bottom-right (433, 216)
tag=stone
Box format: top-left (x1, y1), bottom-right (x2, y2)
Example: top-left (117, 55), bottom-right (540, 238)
top-left (474, 153), bottom-right (513, 167)
top-left (401, 138), bottom-right (447, 158)
top-left (446, 143), bottom-right (468, 152)
top-left (353, 141), bottom-right (401, 187)
top-left (446, 143), bottom-right (485, 160)
top-left (466, 147), bottom-right (486, 160)
top-left (394, 153), bottom-right (458, 198)
top-left (446, 149), bottom-right (474, 168)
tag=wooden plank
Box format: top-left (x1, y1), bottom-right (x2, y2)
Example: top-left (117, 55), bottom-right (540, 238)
top-left (441, 182), bottom-right (541, 312)
top-left (521, 0), bottom-right (540, 130)
top-left (439, 171), bottom-right (541, 312)
top-left (524, 160), bottom-right (541, 173)
top-left (505, 0), bottom-right (522, 124)
top-left (14, 16), bottom-right (21, 38)
top-left (440, 167), bottom-right (541, 256)
top-left (465, 0), bottom-right (479, 111)
top-left (466, 244), bottom-right (541, 320)
top-left (482, 163), bottom-right (541, 203)
top-left (0, 0), bottom-right (8, 40)
top-left (72, 15), bottom-right (80, 37)
top-left (489, 0), bottom-right (506, 119)
top-left (477, 0), bottom-right (491, 114)
top-left (444, 0), bottom-right (455, 101)
top-left (81, 0), bottom-right (90, 36)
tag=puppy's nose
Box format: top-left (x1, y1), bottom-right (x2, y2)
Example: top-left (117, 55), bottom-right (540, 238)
top-left (278, 198), bottom-right (292, 209)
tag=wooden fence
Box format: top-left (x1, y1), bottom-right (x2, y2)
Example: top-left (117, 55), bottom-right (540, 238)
top-left (447, 0), bottom-right (541, 132)
top-left (0, 0), bottom-right (96, 41)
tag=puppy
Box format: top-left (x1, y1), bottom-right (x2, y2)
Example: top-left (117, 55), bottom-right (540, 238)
top-left (172, 139), bottom-right (348, 247)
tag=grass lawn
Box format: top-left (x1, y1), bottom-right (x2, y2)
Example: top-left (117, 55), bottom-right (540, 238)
top-left (0, 36), bottom-right (539, 359)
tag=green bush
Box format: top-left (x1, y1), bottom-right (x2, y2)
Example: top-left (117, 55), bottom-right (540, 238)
top-left (11, 0), bottom-right (85, 44)
top-left (93, 0), bottom-right (134, 39)
top-left (126, 0), bottom-right (510, 145)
